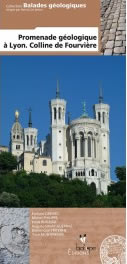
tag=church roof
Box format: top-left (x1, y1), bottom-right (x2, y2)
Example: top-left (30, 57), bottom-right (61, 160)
top-left (11, 110), bottom-right (23, 133)
top-left (70, 117), bottom-right (100, 127)
top-left (12, 121), bottom-right (23, 133)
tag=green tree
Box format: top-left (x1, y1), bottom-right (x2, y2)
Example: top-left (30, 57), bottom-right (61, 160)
top-left (0, 167), bottom-right (125, 208)
top-left (0, 192), bottom-right (20, 207)
top-left (115, 166), bottom-right (126, 181)
top-left (108, 166), bottom-right (126, 207)
top-left (0, 152), bottom-right (17, 172)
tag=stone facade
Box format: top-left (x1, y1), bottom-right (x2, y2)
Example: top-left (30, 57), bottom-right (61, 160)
top-left (19, 152), bottom-right (52, 174)
top-left (10, 88), bottom-right (111, 194)
top-left (0, 146), bottom-right (9, 153)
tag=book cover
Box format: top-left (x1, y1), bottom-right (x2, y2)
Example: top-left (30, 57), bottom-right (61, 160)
top-left (0, 0), bottom-right (126, 263)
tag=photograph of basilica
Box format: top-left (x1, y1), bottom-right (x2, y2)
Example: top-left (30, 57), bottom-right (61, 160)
top-left (0, 56), bottom-right (125, 208)
top-left (10, 84), bottom-right (110, 195)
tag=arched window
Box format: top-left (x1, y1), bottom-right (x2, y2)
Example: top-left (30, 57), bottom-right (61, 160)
top-left (54, 107), bottom-right (56, 120)
top-left (81, 171), bottom-right (82, 176)
top-left (88, 136), bottom-right (91, 157)
top-left (91, 169), bottom-right (94, 176)
top-left (89, 171), bottom-right (91, 176)
top-left (78, 171), bottom-right (80, 176)
top-left (94, 139), bottom-right (96, 158)
top-left (27, 135), bottom-right (29, 146)
top-left (75, 139), bottom-right (77, 158)
top-left (103, 112), bottom-right (105, 123)
top-left (17, 135), bottom-right (20, 139)
top-left (83, 170), bottom-right (85, 176)
top-left (76, 172), bottom-right (78, 176)
top-left (31, 135), bottom-right (33, 145)
top-left (58, 107), bottom-right (61, 119)
top-left (80, 132), bottom-right (84, 157)
top-left (98, 112), bottom-right (101, 121)
top-left (90, 182), bottom-right (96, 193)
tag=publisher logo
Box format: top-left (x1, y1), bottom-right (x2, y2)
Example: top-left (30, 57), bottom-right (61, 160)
top-left (68, 233), bottom-right (96, 256)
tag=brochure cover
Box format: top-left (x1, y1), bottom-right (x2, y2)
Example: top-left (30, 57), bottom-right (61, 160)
top-left (0, 0), bottom-right (126, 264)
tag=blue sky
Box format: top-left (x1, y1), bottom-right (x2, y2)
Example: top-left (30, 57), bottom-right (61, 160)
top-left (0, 56), bottom-right (125, 181)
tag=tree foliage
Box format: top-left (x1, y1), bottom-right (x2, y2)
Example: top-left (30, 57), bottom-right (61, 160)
top-left (0, 165), bottom-right (125, 208)
top-left (0, 152), bottom-right (17, 172)
top-left (115, 166), bottom-right (126, 181)
top-left (0, 192), bottom-right (20, 207)
top-left (108, 166), bottom-right (126, 207)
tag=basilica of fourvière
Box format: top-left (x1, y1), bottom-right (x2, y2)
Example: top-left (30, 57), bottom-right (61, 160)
top-left (10, 86), bottom-right (111, 194)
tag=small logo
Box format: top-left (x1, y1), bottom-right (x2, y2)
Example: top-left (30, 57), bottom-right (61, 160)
top-left (76, 234), bottom-right (96, 254)
top-left (100, 235), bottom-right (126, 264)
top-left (68, 233), bottom-right (96, 256)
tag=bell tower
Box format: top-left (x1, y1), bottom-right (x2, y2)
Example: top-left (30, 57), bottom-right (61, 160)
top-left (93, 88), bottom-right (110, 184)
top-left (49, 81), bottom-right (68, 175)
top-left (24, 108), bottom-right (38, 152)
top-left (94, 88), bottom-right (110, 131)
top-left (10, 110), bottom-right (24, 158)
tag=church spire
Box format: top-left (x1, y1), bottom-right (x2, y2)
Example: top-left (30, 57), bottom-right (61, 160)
top-left (56, 80), bottom-right (60, 99)
top-left (81, 101), bottom-right (88, 118)
top-left (99, 84), bottom-right (103, 104)
top-left (28, 107), bottom-right (32, 127)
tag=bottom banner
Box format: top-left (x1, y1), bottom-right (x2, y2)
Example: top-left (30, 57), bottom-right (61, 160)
top-left (0, 208), bottom-right (125, 263)
top-left (30, 208), bottom-right (125, 264)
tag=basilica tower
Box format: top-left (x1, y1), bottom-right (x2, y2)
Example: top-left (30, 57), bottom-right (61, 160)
top-left (10, 110), bottom-right (24, 158)
top-left (93, 88), bottom-right (110, 184)
top-left (24, 109), bottom-right (38, 152)
top-left (49, 81), bottom-right (68, 175)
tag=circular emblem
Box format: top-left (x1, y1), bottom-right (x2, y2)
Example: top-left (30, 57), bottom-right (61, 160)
top-left (100, 235), bottom-right (126, 264)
